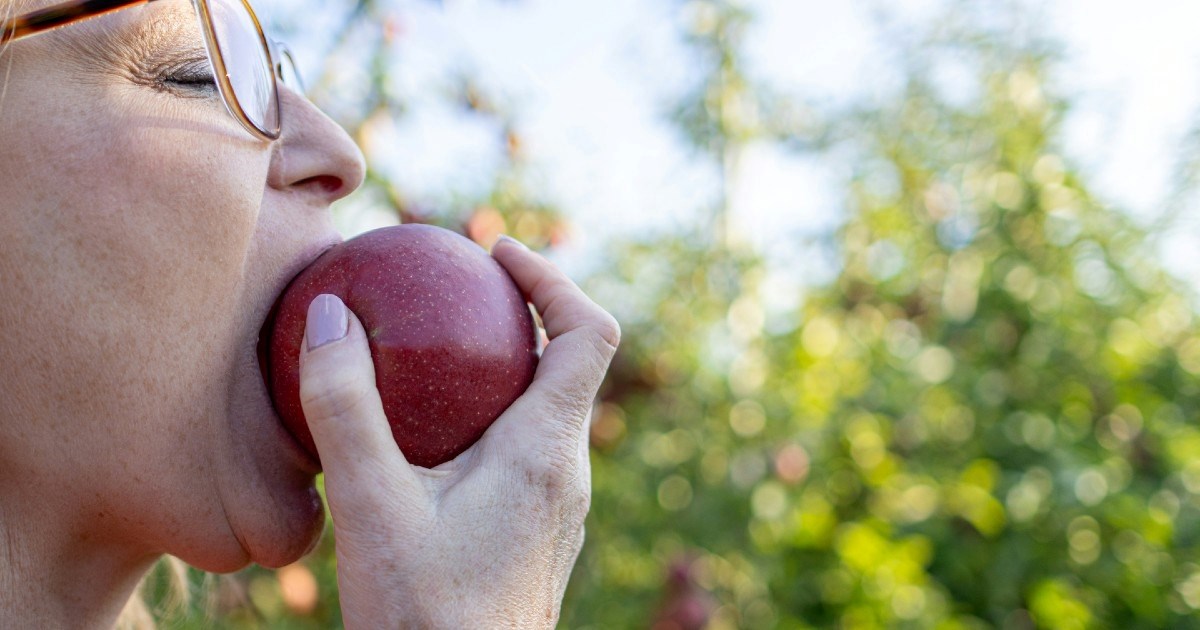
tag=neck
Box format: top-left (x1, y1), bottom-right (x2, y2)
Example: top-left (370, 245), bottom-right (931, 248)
top-left (0, 491), bottom-right (158, 629)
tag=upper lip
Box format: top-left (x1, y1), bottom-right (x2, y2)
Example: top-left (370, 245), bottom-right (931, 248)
top-left (256, 235), bottom-right (342, 356)
top-left (277, 238), bottom-right (342, 306)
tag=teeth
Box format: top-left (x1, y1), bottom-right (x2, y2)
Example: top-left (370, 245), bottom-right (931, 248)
top-left (257, 239), bottom-right (342, 402)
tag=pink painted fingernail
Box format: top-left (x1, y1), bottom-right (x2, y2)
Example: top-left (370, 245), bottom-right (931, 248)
top-left (496, 234), bottom-right (529, 251)
top-left (307, 294), bottom-right (348, 350)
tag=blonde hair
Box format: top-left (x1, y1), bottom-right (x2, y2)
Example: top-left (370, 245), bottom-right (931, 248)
top-left (116, 557), bottom-right (193, 630)
top-left (1, 0), bottom-right (21, 39)
top-left (1, 1), bottom-right (19, 112)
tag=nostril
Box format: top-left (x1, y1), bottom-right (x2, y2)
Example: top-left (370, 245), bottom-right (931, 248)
top-left (297, 175), bottom-right (343, 195)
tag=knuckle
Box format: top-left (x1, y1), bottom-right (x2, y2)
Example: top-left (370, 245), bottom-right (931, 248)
top-left (560, 481), bottom-right (591, 530)
top-left (529, 266), bottom-right (569, 307)
top-left (590, 313), bottom-right (621, 355)
top-left (544, 385), bottom-right (593, 424)
top-left (568, 524), bottom-right (587, 563)
top-left (577, 321), bottom-right (619, 369)
top-left (571, 484), bottom-right (592, 523)
top-left (539, 291), bottom-right (575, 332)
top-left (299, 370), bottom-right (374, 424)
top-left (521, 445), bottom-right (584, 501)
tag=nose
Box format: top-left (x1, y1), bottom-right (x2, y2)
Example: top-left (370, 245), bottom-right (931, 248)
top-left (267, 88), bottom-right (367, 203)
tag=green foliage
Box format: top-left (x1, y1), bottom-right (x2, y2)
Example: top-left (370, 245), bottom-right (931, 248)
top-left (568, 1), bottom-right (1200, 628)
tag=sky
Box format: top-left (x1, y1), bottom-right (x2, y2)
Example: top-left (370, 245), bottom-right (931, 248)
top-left (261, 0), bottom-right (1200, 286)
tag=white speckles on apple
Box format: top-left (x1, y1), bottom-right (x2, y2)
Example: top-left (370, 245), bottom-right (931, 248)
top-left (268, 224), bottom-right (537, 468)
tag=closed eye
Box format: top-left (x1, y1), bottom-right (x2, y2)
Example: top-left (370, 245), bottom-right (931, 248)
top-left (158, 59), bottom-right (218, 96)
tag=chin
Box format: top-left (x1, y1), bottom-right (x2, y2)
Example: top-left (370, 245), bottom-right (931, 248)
top-left (185, 482), bottom-right (325, 574)
top-left (227, 481), bottom-right (326, 571)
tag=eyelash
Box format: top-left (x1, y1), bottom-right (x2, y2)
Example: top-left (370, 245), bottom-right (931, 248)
top-left (158, 61), bottom-right (218, 96)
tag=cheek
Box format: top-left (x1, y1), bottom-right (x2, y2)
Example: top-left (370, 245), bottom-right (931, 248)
top-left (0, 33), bottom-right (303, 557)
top-left (0, 68), bottom-right (270, 441)
top-left (13, 90), bottom-right (265, 324)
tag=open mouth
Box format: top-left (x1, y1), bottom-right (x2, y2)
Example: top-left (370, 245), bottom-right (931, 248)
top-left (254, 239), bottom-right (342, 474)
top-left (256, 302), bottom-right (322, 475)
top-left (257, 238), bottom-right (341, 386)
top-left (257, 289), bottom-right (283, 392)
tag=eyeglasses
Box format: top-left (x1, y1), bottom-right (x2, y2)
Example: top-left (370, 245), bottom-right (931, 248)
top-left (1, 0), bottom-right (298, 141)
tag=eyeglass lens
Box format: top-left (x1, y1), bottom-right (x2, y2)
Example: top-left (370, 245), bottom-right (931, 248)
top-left (208, 0), bottom-right (278, 136)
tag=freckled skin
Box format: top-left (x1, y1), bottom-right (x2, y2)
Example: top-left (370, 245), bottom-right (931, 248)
top-left (266, 225), bottom-right (539, 468)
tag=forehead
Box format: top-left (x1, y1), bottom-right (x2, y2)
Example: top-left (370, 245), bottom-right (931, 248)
top-left (7, 0), bottom-right (199, 58)
top-left (8, 0), bottom-right (197, 47)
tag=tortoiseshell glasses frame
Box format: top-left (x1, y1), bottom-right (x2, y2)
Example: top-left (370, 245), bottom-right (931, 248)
top-left (1, 0), bottom-right (299, 141)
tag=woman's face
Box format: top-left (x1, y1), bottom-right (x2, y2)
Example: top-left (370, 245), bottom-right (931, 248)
top-left (0, 0), bottom-right (364, 570)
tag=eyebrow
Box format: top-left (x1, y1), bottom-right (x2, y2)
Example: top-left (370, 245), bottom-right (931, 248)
top-left (14, 0), bottom-right (199, 85)
top-left (54, 1), bottom-right (201, 70)
top-left (124, 7), bottom-right (197, 51)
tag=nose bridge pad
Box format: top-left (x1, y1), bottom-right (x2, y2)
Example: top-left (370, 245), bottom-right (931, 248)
top-left (266, 38), bottom-right (282, 79)
top-left (271, 40), bottom-right (307, 97)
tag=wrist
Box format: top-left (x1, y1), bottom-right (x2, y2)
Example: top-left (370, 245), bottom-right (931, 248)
top-left (419, 607), bottom-right (558, 630)
top-left (344, 597), bottom-right (558, 630)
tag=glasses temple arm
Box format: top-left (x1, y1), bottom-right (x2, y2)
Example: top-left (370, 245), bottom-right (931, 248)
top-left (2, 0), bottom-right (161, 44)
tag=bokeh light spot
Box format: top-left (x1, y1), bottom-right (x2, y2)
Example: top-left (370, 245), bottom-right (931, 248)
top-left (658, 475), bottom-right (694, 512)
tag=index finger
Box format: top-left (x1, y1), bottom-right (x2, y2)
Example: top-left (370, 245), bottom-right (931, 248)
top-left (490, 237), bottom-right (620, 419)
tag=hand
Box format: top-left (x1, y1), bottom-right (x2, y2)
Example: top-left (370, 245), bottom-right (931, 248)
top-left (297, 236), bottom-right (620, 629)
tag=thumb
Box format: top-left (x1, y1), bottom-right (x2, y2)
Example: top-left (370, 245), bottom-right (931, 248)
top-left (298, 294), bottom-right (422, 503)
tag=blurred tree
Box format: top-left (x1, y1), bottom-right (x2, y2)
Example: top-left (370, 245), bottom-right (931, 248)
top-left (281, 0), bottom-right (568, 248)
top-left (570, 1), bottom-right (1200, 628)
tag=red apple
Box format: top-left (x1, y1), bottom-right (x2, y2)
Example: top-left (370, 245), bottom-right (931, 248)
top-left (263, 224), bottom-right (538, 469)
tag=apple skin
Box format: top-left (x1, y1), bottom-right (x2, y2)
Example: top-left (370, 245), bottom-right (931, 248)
top-left (264, 224), bottom-right (539, 469)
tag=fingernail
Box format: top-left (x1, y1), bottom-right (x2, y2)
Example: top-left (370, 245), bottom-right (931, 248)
top-left (307, 294), bottom-right (348, 351)
top-left (496, 234), bottom-right (529, 251)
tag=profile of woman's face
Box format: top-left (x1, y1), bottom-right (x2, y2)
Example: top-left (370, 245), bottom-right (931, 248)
top-left (0, 0), bottom-right (364, 571)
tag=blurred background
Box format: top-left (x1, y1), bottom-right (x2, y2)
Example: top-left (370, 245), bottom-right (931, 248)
top-left (158, 0), bottom-right (1200, 627)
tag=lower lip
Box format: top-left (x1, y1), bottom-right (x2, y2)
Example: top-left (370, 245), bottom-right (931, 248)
top-left (257, 324), bottom-right (322, 475)
top-left (257, 239), bottom-right (341, 475)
